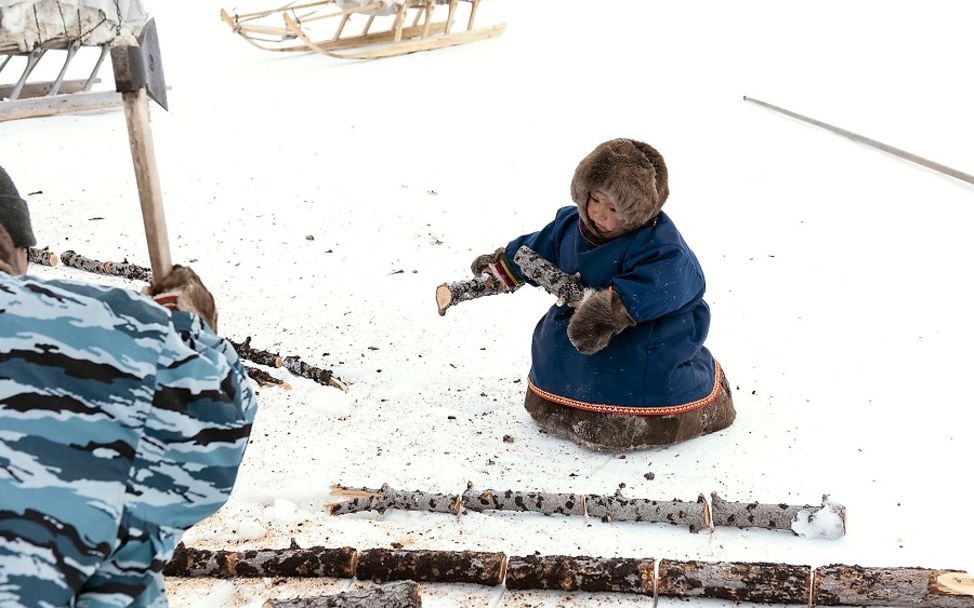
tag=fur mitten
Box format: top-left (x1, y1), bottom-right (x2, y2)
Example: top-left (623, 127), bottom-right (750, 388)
top-left (143, 265), bottom-right (219, 332)
top-left (567, 288), bottom-right (635, 355)
top-left (470, 246), bottom-right (521, 291)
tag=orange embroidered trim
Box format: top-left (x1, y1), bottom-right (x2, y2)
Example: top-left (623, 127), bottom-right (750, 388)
top-left (528, 361), bottom-right (723, 416)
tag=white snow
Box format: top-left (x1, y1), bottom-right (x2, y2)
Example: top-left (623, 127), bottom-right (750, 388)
top-left (3, 0), bottom-right (974, 606)
top-left (791, 497), bottom-right (846, 541)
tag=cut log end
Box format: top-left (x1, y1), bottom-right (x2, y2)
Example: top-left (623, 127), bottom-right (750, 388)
top-left (28, 247), bottom-right (59, 267)
top-left (935, 571), bottom-right (974, 596)
top-left (436, 284), bottom-right (453, 316)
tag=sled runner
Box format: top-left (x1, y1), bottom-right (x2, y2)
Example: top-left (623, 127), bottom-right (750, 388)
top-left (220, 0), bottom-right (504, 60)
top-left (0, 0), bottom-right (148, 121)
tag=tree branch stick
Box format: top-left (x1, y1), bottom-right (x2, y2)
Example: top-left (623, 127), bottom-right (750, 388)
top-left (710, 492), bottom-right (846, 537)
top-left (658, 559), bottom-right (811, 604)
top-left (355, 548), bottom-right (506, 586)
top-left (328, 483), bottom-right (462, 516)
top-left (283, 355), bottom-right (347, 391)
top-left (163, 543), bottom-right (357, 578)
top-left (506, 554), bottom-right (654, 594)
top-left (263, 581), bottom-right (421, 608)
top-left (245, 365), bottom-right (291, 389)
top-left (27, 246), bottom-right (58, 266)
top-left (436, 275), bottom-right (506, 316)
top-left (584, 491), bottom-right (710, 533)
top-left (231, 336), bottom-right (283, 368)
top-left (814, 565), bottom-right (974, 607)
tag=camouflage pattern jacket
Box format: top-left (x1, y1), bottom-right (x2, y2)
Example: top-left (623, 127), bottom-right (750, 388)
top-left (0, 272), bottom-right (258, 607)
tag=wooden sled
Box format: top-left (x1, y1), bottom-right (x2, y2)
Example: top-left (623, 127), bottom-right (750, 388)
top-left (0, 41), bottom-right (121, 122)
top-left (220, 0), bottom-right (505, 60)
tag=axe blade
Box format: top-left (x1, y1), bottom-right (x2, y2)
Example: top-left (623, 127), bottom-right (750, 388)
top-left (137, 18), bottom-right (168, 111)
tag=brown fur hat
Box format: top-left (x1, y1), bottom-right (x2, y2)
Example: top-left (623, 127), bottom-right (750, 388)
top-left (571, 138), bottom-right (669, 235)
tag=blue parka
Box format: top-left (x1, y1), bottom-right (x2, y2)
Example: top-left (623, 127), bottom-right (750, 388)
top-left (504, 206), bottom-right (721, 415)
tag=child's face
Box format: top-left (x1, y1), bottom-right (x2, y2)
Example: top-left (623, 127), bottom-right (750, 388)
top-left (587, 191), bottom-right (620, 235)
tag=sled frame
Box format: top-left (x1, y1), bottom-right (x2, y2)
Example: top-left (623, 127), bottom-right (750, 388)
top-left (1, 42), bottom-right (118, 121)
top-left (220, 0), bottom-right (504, 59)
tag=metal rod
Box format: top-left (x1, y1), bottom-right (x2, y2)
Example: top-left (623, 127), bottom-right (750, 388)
top-left (744, 96), bottom-right (974, 187)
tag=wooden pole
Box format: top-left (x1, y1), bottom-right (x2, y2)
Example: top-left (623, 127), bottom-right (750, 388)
top-left (743, 96), bottom-right (974, 187)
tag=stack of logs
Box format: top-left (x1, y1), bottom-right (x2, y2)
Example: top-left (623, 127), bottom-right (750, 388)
top-left (326, 483), bottom-right (845, 537)
top-left (27, 246), bottom-right (345, 391)
top-left (164, 543), bottom-right (974, 607)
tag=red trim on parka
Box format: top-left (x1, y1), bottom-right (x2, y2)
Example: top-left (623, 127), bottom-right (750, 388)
top-left (528, 361), bottom-right (724, 416)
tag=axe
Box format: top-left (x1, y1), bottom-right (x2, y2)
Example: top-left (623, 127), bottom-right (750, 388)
top-left (110, 19), bottom-right (171, 285)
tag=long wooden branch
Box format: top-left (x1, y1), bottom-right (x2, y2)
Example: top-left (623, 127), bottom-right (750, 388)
top-left (461, 484), bottom-right (585, 517)
top-left (584, 491), bottom-right (710, 533)
top-left (284, 355), bottom-right (348, 391)
top-left (711, 492), bottom-right (847, 537)
top-left (506, 554), bottom-right (654, 594)
top-left (813, 565), bottom-right (974, 607)
top-left (59, 249), bottom-right (153, 281)
top-left (232, 337), bottom-right (284, 368)
top-left (328, 484), bottom-right (461, 516)
top-left (163, 544), bottom-right (357, 578)
top-left (263, 581), bottom-right (421, 608)
top-left (658, 559), bottom-right (811, 604)
top-left (334, 483), bottom-right (703, 531)
top-left (165, 543), bottom-right (973, 607)
top-left (245, 365), bottom-right (291, 389)
top-left (356, 548), bottom-right (506, 586)
top-left (27, 246), bottom-right (59, 266)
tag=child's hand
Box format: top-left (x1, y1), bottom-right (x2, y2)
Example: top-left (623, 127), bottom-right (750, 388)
top-left (567, 289), bottom-right (635, 355)
top-left (470, 247), bottom-right (507, 276)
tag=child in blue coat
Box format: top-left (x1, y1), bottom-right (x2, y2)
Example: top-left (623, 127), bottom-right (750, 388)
top-left (472, 139), bottom-right (735, 450)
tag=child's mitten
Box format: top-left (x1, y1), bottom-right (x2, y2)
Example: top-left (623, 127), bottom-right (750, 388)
top-left (143, 265), bottom-right (219, 332)
top-left (567, 288), bottom-right (635, 354)
top-left (470, 247), bottom-right (521, 291)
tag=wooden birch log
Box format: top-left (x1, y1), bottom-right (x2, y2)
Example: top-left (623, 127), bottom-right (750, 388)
top-left (435, 275), bottom-right (506, 316)
top-left (60, 249), bottom-right (113, 275)
top-left (231, 336), bottom-right (284, 368)
top-left (59, 250), bottom-right (153, 281)
top-left (283, 355), bottom-right (348, 391)
top-left (245, 365), bottom-right (291, 389)
top-left (710, 492), bottom-right (846, 537)
top-left (813, 565), bottom-right (974, 607)
top-left (355, 549), bottom-right (506, 586)
top-left (28, 246), bottom-right (59, 266)
top-left (263, 581), bottom-right (422, 608)
top-left (584, 491), bottom-right (710, 533)
top-left (108, 259), bottom-right (153, 282)
top-left (327, 484), bottom-right (462, 516)
top-left (512, 245), bottom-right (586, 303)
top-left (163, 543), bottom-right (357, 578)
top-left (461, 484), bottom-right (585, 517)
top-left (657, 559), bottom-right (811, 604)
top-left (506, 554), bottom-right (655, 594)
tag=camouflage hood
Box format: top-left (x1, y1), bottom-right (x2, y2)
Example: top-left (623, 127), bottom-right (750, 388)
top-left (570, 138), bottom-right (669, 238)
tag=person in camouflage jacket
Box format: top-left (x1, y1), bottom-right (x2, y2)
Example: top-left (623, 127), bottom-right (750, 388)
top-left (0, 165), bottom-right (258, 607)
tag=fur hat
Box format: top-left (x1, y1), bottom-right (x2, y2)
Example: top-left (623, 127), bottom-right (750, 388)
top-left (571, 138), bottom-right (669, 237)
top-left (0, 165), bottom-right (36, 248)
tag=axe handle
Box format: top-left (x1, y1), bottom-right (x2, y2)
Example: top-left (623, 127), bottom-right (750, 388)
top-left (120, 87), bottom-right (172, 283)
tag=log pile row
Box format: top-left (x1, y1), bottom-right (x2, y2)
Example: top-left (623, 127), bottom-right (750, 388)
top-left (165, 543), bottom-right (974, 607)
top-left (327, 483), bottom-right (841, 537)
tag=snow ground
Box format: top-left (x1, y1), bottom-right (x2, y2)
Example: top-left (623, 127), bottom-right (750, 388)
top-left (2, 1), bottom-right (973, 606)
